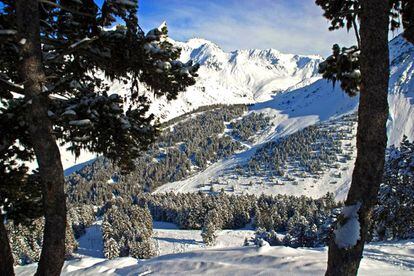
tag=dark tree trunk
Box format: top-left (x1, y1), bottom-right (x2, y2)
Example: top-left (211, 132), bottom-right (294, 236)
top-left (0, 216), bottom-right (15, 276)
top-left (16, 1), bottom-right (67, 275)
top-left (325, 1), bottom-right (390, 275)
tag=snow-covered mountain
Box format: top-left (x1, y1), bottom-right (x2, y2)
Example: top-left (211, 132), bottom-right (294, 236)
top-left (31, 35), bottom-right (413, 276)
top-left (170, 35), bottom-right (413, 141)
top-left (146, 38), bottom-right (322, 121)
top-left (150, 35), bottom-right (413, 145)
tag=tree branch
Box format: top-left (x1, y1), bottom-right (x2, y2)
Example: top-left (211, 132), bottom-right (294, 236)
top-left (40, 36), bottom-right (98, 71)
top-left (0, 77), bottom-right (25, 96)
top-left (38, 0), bottom-right (95, 18)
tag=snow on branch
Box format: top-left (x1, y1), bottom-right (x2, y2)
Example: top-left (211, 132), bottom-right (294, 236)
top-left (116, 0), bottom-right (137, 7)
top-left (69, 37), bottom-right (98, 49)
top-left (0, 77), bottom-right (25, 95)
top-left (69, 37), bottom-right (93, 49)
top-left (69, 119), bottom-right (91, 126)
top-left (61, 110), bottom-right (77, 117)
top-left (0, 30), bottom-right (17, 35)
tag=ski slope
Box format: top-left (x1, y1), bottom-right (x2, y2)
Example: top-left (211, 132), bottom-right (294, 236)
top-left (155, 80), bottom-right (359, 200)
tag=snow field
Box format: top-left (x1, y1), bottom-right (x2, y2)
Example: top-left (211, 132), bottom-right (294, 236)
top-left (16, 238), bottom-right (414, 275)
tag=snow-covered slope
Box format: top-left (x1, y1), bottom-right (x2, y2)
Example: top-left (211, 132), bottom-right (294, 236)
top-left (387, 35), bottom-right (414, 145)
top-left (15, 219), bottom-right (414, 275)
top-left (154, 84), bottom-right (359, 199)
top-left (16, 239), bottom-right (414, 275)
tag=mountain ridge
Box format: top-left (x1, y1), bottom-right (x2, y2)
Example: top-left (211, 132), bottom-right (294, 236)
top-left (146, 36), bottom-right (323, 121)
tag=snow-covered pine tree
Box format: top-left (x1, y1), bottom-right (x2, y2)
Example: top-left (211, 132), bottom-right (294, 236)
top-left (253, 228), bottom-right (281, 246)
top-left (128, 205), bottom-right (155, 259)
top-left (0, 0), bottom-right (199, 274)
top-left (286, 213), bottom-right (309, 248)
top-left (231, 199), bottom-right (251, 228)
top-left (201, 209), bottom-right (221, 246)
top-left (104, 238), bottom-right (120, 260)
top-left (282, 233), bottom-right (293, 247)
top-left (68, 204), bottom-right (95, 238)
top-left (101, 220), bottom-right (112, 241)
top-left (303, 223), bottom-right (319, 248)
top-left (6, 216), bottom-right (77, 265)
top-left (0, 169), bottom-right (41, 275)
top-left (374, 136), bottom-right (414, 240)
top-left (102, 202), bottom-right (155, 259)
top-left (65, 216), bottom-right (78, 258)
top-left (129, 240), bottom-right (156, 259)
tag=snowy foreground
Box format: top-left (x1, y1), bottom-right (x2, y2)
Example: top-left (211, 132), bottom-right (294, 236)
top-left (15, 222), bottom-right (414, 276)
top-left (15, 241), bottom-right (414, 276)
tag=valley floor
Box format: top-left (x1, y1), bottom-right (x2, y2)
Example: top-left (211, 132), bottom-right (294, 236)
top-left (15, 221), bottom-right (414, 275)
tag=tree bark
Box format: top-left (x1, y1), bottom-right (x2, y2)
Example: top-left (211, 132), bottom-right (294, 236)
top-left (325, 1), bottom-right (390, 275)
top-left (16, 1), bottom-right (67, 275)
top-left (0, 216), bottom-right (15, 276)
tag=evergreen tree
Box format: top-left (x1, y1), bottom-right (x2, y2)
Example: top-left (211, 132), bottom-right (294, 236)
top-left (68, 204), bottom-right (95, 238)
top-left (254, 228), bottom-right (282, 246)
top-left (104, 238), bottom-right (120, 260)
top-left (201, 209), bottom-right (221, 246)
top-left (129, 240), bottom-right (156, 259)
top-left (102, 202), bottom-right (155, 259)
top-left (6, 216), bottom-right (77, 265)
top-left (253, 203), bottom-right (263, 228)
top-left (0, 0), bottom-right (199, 274)
top-left (374, 136), bottom-right (414, 240)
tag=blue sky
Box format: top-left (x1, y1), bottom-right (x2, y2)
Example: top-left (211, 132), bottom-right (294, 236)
top-left (137, 0), bottom-right (358, 56)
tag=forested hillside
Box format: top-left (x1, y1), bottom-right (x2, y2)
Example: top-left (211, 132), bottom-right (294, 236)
top-left (66, 104), bottom-right (250, 204)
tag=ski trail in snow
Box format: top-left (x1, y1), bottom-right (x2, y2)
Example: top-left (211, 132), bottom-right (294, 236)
top-left (155, 143), bottom-right (259, 194)
top-left (363, 242), bottom-right (414, 271)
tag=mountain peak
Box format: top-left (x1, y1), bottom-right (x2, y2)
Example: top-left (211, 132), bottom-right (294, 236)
top-left (186, 38), bottom-right (221, 49)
